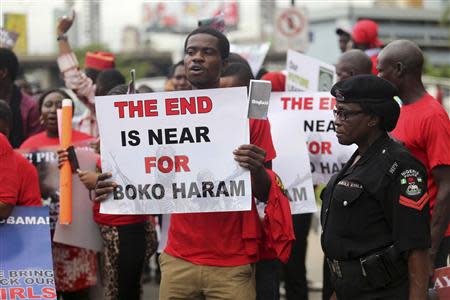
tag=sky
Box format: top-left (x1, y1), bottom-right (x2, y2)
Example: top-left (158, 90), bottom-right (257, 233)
top-left (0, 0), bottom-right (379, 54)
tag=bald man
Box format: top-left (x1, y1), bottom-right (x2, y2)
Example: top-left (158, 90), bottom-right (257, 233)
top-left (336, 49), bottom-right (372, 82)
top-left (378, 40), bottom-right (450, 270)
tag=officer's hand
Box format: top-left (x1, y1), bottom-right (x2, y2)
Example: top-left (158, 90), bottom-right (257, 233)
top-left (233, 144), bottom-right (266, 175)
top-left (94, 172), bottom-right (117, 202)
top-left (57, 148), bottom-right (69, 170)
top-left (57, 10), bottom-right (75, 36)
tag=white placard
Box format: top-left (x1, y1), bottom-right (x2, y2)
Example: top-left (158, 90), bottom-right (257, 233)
top-left (54, 149), bottom-right (103, 252)
top-left (268, 103), bottom-right (316, 214)
top-left (96, 87), bottom-right (252, 214)
top-left (270, 92), bottom-right (355, 185)
top-left (230, 43), bottom-right (270, 77)
top-left (286, 49), bottom-right (336, 92)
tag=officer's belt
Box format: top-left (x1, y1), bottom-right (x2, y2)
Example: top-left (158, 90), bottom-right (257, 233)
top-left (326, 245), bottom-right (406, 280)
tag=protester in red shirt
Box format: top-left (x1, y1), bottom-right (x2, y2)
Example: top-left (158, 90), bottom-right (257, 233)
top-left (352, 19), bottom-right (383, 75)
top-left (0, 132), bottom-right (19, 219)
top-left (95, 27), bottom-right (291, 299)
top-left (221, 61), bottom-right (295, 300)
top-left (0, 100), bottom-right (41, 208)
top-left (20, 88), bottom-right (97, 299)
top-left (378, 40), bottom-right (450, 268)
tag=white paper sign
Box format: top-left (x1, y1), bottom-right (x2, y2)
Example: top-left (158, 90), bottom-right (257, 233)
top-left (53, 149), bottom-right (103, 252)
top-left (230, 43), bottom-right (270, 77)
top-left (268, 101), bottom-right (317, 214)
top-left (96, 87), bottom-right (252, 214)
top-left (286, 50), bottom-right (336, 92)
top-left (270, 92), bottom-right (356, 185)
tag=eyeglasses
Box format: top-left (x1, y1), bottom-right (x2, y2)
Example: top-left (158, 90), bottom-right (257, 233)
top-left (333, 109), bottom-right (365, 121)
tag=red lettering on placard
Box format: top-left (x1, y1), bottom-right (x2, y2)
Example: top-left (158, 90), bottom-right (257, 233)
top-left (9, 287), bottom-right (25, 298)
top-left (145, 155), bottom-right (190, 174)
top-left (144, 100), bottom-right (158, 117)
top-left (26, 287), bottom-right (41, 299)
top-left (114, 101), bottom-right (128, 118)
top-left (164, 96), bottom-right (212, 115)
top-left (197, 96), bottom-right (212, 113)
top-left (281, 97), bottom-right (290, 110)
top-left (304, 97), bottom-right (313, 109)
top-left (165, 98), bottom-right (179, 115)
top-left (319, 97), bottom-right (337, 110)
top-left (114, 100), bottom-right (159, 118)
top-left (307, 141), bottom-right (332, 154)
top-left (42, 287), bottom-right (57, 299)
top-left (280, 97), bottom-right (314, 110)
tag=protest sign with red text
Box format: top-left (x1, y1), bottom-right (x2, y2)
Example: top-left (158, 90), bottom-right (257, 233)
top-left (270, 92), bottom-right (355, 185)
top-left (95, 87), bottom-right (252, 214)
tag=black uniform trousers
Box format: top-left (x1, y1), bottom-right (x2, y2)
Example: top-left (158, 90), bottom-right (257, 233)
top-left (332, 273), bottom-right (408, 300)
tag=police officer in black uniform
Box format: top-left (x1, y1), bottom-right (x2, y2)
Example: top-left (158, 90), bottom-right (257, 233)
top-left (321, 75), bottom-right (431, 300)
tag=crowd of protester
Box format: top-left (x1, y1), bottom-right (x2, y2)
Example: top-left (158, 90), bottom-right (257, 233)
top-left (0, 10), bottom-right (449, 300)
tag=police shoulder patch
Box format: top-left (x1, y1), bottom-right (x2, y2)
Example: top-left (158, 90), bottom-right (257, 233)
top-left (399, 168), bottom-right (428, 210)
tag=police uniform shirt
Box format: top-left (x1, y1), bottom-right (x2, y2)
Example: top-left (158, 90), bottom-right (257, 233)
top-left (321, 133), bottom-right (431, 260)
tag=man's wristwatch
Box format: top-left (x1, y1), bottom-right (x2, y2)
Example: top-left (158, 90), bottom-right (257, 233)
top-left (57, 35), bottom-right (68, 41)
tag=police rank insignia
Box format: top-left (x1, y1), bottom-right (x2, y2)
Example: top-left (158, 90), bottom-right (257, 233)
top-left (399, 169), bottom-right (428, 210)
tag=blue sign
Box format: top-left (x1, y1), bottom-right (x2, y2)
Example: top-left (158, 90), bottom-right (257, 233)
top-left (0, 206), bottom-right (56, 300)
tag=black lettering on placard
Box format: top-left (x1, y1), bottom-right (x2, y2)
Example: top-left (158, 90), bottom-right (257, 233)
top-left (304, 120), bottom-right (335, 132)
top-left (148, 127), bottom-right (211, 145)
top-left (289, 187), bottom-right (307, 201)
top-left (121, 130), bottom-right (141, 146)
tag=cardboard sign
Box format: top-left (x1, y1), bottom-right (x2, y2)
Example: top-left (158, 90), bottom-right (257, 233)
top-left (96, 87), bottom-right (252, 214)
top-left (270, 92), bottom-right (355, 185)
top-left (18, 144), bottom-right (103, 252)
top-left (286, 50), bottom-right (336, 92)
top-left (268, 98), bottom-right (317, 214)
top-left (0, 206), bottom-right (56, 300)
top-left (230, 43), bottom-right (270, 77)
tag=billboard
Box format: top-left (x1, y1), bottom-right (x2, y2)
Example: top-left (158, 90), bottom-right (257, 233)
top-left (142, 1), bottom-right (239, 33)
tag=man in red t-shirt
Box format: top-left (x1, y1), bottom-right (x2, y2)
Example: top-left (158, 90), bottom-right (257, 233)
top-left (95, 27), bottom-right (290, 299)
top-left (378, 40), bottom-right (450, 268)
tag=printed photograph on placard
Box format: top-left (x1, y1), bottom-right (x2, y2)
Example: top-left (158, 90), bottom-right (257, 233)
top-left (318, 66), bottom-right (334, 92)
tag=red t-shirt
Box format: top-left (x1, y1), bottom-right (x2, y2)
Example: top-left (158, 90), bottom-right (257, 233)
top-left (0, 133), bottom-right (19, 205)
top-left (164, 119), bottom-right (277, 266)
top-left (391, 93), bottom-right (450, 236)
top-left (20, 131), bottom-right (92, 149)
top-left (14, 152), bottom-right (41, 206)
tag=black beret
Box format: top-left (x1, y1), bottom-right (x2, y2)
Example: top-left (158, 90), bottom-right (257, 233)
top-left (331, 75), bottom-right (401, 131)
top-left (331, 74), bottom-right (398, 103)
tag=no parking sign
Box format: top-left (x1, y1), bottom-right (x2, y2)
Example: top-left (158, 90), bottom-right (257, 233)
top-left (274, 7), bottom-right (309, 52)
